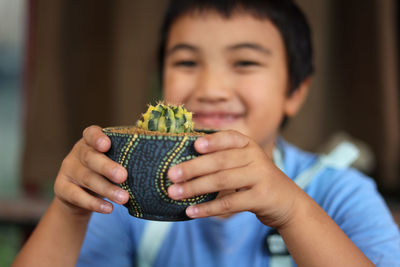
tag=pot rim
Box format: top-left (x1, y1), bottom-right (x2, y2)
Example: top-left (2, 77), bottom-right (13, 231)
top-left (102, 126), bottom-right (213, 137)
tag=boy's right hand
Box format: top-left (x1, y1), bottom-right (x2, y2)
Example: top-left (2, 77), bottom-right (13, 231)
top-left (53, 125), bottom-right (129, 216)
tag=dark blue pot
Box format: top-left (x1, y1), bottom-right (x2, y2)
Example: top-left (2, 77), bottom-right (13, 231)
top-left (103, 126), bottom-right (218, 221)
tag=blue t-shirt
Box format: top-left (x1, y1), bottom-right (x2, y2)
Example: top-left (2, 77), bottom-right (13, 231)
top-left (77, 140), bottom-right (400, 266)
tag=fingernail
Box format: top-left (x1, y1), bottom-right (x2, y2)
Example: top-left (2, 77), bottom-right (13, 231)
top-left (169, 185), bottom-right (183, 199)
top-left (168, 166), bottom-right (182, 182)
top-left (196, 138), bottom-right (208, 151)
top-left (101, 203), bottom-right (112, 213)
top-left (112, 168), bottom-right (125, 180)
top-left (114, 190), bottom-right (127, 203)
top-left (186, 206), bottom-right (198, 217)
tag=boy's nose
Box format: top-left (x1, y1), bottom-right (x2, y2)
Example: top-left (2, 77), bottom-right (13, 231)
top-left (194, 69), bottom-right (232, 103)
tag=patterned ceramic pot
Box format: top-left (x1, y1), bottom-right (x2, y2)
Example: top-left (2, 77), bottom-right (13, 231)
top-left (103, 126), bottom-right (218, 221)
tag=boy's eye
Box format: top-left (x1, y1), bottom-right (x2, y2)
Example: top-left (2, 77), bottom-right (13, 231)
top-left (234, 60), bottom-right (260, 67)
top-left (174, 60), bottom-right (197, 67)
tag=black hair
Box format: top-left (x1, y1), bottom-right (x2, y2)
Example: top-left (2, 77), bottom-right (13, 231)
top-left (157, 0), bottom-right (314, 95)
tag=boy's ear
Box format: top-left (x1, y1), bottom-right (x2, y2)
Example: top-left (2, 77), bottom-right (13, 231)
top-left (284, 77), bottom-right (311, 117)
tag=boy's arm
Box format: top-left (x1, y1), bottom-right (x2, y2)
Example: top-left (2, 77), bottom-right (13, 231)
top-left (12, 198), bottom-right (91, 267)
top-left (12, 126), bottom-right (129, 267)
top-left (293, 171), bottom-right (400, 266)
top-left (277, 191), bottom-right (375, 267)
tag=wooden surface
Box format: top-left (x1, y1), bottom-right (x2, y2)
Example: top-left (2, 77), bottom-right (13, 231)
top-left (0, 196), bottom-right (49, 226)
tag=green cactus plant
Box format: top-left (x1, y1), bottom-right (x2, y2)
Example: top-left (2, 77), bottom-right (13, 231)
top-left (137, 102), bottom-right (194, 133)
top-left (102, 102), bottom-right (217, 221)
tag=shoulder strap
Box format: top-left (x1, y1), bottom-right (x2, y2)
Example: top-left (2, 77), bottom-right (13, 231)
top-left (269, 141), bottom-right (359, 267)
top-left (274, 141), bottom-right (359, 189)
top-left (136, 221), bottom-right (173, 267)
top-left (294, 141), bottom-right (359, 189)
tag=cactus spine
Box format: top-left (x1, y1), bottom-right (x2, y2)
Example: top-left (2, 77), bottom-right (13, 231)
top-left (137, 103), bottom-right (194, 133)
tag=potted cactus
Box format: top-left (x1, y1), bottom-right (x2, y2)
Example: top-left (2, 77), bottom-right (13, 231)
top-left (103, 102), bottom-right (217, 221)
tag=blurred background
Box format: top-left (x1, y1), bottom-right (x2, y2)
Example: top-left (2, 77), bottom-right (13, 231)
top-left (0, 0), bottom-right (399, 265)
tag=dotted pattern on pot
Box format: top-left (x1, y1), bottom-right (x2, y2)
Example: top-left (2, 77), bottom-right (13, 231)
top-left (104, 131), bottom-right (218, 221)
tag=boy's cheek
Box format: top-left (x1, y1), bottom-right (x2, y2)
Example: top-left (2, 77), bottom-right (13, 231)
top-left (163, 72), bottom-right (196, 104)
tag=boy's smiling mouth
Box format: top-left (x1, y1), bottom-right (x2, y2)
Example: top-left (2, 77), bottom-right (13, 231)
top-left (193, 111), bottom-right (244, 128)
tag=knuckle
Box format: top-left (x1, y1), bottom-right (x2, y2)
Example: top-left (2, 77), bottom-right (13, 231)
top-left (225, 129), bottom-right (237, 135)
top-left (178, 163), bottom-right (188, 178)
top-left (71, 139), bottom-right (83, 154)
top-left (181, 186), bottom-right (192, 199)
top-left (259, 161), bottom-right (270, 173)
top-left (235, 134), bottom-right (249, 147)
top-left (215, 172), bottom-right (228, 189)
top-left (82, 127), bottom-right (89, 138)
top-left (81, 148), bottom-right (92, 166)
top-left (53, 180), bottom-right (62, 197)
top-left (219, 197), bottom-right (232, 213)
top-left (68, 189), bottom-right (82, 207)
top-left (80, 170), bottom-right (92, 188)
top-left (108, 188), bottom-right (118, 200)
top-left (83, 125), bottom-right (98, 136)
top-left (251, 147), bottom-right (263, 159)
top-left (254, 184), bottom-right (268, 201)
top-left (60, 157), bottom-right (71, 171)
top-left (215, 155), bottom-right (227, 168)
top-left (225, 130), bottom-right (248, 148)
top-left (201, 204), bottom-right (212, 217)
top-left (83, 125), bottom-right (102, 145)
top-left (248, 144), bottom-right (264, 159)
top-left (90, 198), bottom-right (103, 212)
top-left (102, 163), bottom-right (115, 179)
top-left (227, 129), bottom-right (240, 138)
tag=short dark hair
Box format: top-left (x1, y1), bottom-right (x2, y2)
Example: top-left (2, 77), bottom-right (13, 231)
top-left (157, 0), bottom-right (314, 94)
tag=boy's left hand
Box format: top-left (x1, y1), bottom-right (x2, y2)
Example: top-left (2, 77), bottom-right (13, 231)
top-left (167, 130), bottom-right (303, 228)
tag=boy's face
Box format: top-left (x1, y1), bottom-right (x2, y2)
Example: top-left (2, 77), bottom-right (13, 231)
top-left (163, 11), bottom-right (307, 152)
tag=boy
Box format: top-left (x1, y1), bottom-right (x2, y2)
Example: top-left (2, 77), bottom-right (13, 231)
top-left (13, 0), bottom-right (400, 266)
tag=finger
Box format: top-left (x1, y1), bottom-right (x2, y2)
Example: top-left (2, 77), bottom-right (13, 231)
top-left (77, 143), bottom-right (127, 183)
top-left (168, 167), bottom-right (254, 200)
top-left (168, 148), bottom-right (251, 183)
top-left (56, 177), bottom-right (114, 214)
top-left (194, 130), bottom-right (250, 154)
top-left (185, 190), bottom-right (251, 218)
top-left (68, 162), bottom-right (129, 204)
top-left (82, 125), bottom-right (111, 152)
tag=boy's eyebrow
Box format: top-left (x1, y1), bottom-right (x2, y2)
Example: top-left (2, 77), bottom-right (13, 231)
top-left (227, 43), bottom-right (272, 55)
top-left (166, 43), bottom-right (198, 55)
